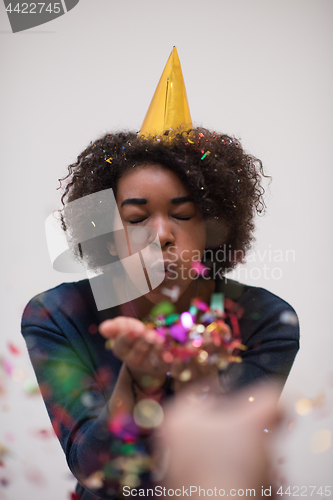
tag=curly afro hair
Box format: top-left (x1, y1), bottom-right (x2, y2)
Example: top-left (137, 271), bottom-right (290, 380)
top-left (59, 128), bottom-right (268, 274)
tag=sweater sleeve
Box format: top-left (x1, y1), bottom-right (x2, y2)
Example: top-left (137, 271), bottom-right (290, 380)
top-left (220, 285), bottom-right (300, 394)
top-left (21, 284), bottom-right (145, 500)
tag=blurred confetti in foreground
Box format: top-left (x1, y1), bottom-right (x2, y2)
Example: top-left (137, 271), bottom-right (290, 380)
top-left (310, 429), bottom-right (331, 454)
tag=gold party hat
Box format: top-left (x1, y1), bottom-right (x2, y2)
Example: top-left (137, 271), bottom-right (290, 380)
top-left (140, 47), bottom-right (192, 137)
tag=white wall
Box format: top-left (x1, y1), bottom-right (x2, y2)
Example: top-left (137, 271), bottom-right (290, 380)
top-left (0, 1), bottom-right (332, 498)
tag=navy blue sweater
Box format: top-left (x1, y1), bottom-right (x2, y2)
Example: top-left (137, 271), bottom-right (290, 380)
top-left (21, 278), bottom-right (299, 499)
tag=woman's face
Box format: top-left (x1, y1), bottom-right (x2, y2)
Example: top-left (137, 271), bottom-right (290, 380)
top-left (112, 163), bottom-right (206, 303)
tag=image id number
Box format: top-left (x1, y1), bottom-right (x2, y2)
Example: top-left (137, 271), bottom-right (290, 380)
top-left (277, 486), bottom-right (331, 497)
top-left (6, 3), bottom-right (61, 14)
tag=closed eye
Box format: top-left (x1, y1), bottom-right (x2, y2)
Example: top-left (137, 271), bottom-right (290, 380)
top-left (128, 218), bottom-right (147, 224)
top-left (127, 216), bottom-right (193, 224)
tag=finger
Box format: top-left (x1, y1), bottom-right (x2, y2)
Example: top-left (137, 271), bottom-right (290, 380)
top-left (99, 316), bottom-right (145, 339)
top-left (124, 337), bottom-right (153, 367)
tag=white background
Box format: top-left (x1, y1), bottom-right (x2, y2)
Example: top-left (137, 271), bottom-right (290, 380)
top-left (0, 1), bottom-right (332, 498)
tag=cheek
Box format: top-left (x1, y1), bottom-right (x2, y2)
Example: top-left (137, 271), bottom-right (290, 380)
top-left (113, 230), bottom-right (130, 259)
top-left (189, 220), bottom-right (206, 251)
top-left (179, 224), bottom-right (206, 264)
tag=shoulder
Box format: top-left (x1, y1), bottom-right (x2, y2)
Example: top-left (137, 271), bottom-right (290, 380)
top-left (220, 277), bottom-right (297, 314)
top-left (21, 279), bottom-right (96, 329)
top-left (217, 278), bottom-right (299, 343)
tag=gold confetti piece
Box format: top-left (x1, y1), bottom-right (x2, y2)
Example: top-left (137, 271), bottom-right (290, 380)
top-left (133, 399), bottom-right (164, 429)
top-left (197, 350), bottom-right (209, 364)
top-left (295, 398), bottom-right (313, 416)
top-left (228, 355), bottom-right (242, 363)
top-left (106, 157), bottom-right (113, 163)
top-left (0, 442), bottom-right (10, 459)
top-left (145, 322), bottom-right (156, 330)
top-left (105, 339), bottom-right (115, 350)
top-left (310, 429), bottom-right (331, 454)
top-left (121, 473), bottom-right (140, 488)
top-left (206, 322), bottom-right (217, 333)
top-left (91, 221), bottom-right (96, 227)
top-left (216, 358), bottom-right (229, 370)
top-left (248, 396), bottom-right (255, 402)
top-left (82, 471), bottom-right (104, 489)
top-left (179, 368), bottom-right (192, 382)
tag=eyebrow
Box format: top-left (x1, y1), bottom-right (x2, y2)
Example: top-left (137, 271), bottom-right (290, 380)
top-left (171, 196), bottom-right (192, 205)
top-left (121, 196), bottom-right (192, 207)
top-left (121, 198), bottom-right (147, 207)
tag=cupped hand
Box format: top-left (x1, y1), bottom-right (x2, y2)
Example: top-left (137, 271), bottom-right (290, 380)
top-left (99, 316), bottom-right (169, 385)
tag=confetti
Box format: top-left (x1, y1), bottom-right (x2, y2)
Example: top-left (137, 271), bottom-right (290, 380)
top-left (180, 312), bottom-right (194, 329)
top-left (310, 429), bottom-right (331, 454)
top-left (7, 343), bottom-right (20, 356)
top-left (143, 294), bottom-right (245, 371)
top-left (161, 285), bottom-right (180, 302)
top-left (200, 151), bottom-right (210, 160)
top-left (25, 466), bottom-right (47, 486)
top-left (179, 369), bottom-right (192, 382)
top-left (191, 261), bottom-right (210, 277)
top-left (295, 398), bottom-right (313, 416)
top-left (88, 324), bottom-right (98, 334)
top-left (70, 493), bottom-right (81, 500)
top-left (2, 359), bottom-right (14, 376)
top-left (82, 471), bottom-right (104, 489)
top-left (150, 301), bottom-right (176, 318)
top-left (23, 379), bottom-right (39, 394)
top-left (105, 339), bottom-right (115, 350)
top-left (133, 399), bottom-right (164, 429)
top-left (81, 393), bottom-right (95, 408)
top-left (0, 443), bottom-right (10, 461)
top-left (280, 311), bottom-right (298, 326)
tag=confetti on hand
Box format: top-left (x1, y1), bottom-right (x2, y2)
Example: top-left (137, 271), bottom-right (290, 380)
top-left (143, 292), bottom-right (245, 380)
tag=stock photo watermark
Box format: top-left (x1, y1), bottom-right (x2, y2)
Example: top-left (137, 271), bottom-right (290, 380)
top-left (3, 0), bottom-right (80, 33)
top-left (165, 244), bottom-right (296, 282)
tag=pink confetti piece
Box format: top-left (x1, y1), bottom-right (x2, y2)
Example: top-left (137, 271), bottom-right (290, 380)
top-left (180, 312), bottom-right (194, 329)
top-left (7, 343), bottom-right (20, 356)
top-left (191, 261), bottom-right (210, 276)
top-left (31, 428), bottom-right (55, 440)
top-left (2, 359), bottom-right (14, 376)
top-left (3, 433), bottom-right (14, 443)
top-left (169, 324), bottom-right (187, 343)
top-left (25, 466), bottom-right (47, 487)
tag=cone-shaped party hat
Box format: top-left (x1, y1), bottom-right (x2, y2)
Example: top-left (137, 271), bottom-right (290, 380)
top-left (140, 47), bottom-right (192, 137)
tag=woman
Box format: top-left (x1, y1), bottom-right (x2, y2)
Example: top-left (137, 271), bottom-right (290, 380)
top-left (21, 49), bottom-right (299, 500)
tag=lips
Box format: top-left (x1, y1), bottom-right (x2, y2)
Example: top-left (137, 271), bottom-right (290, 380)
top-left (150, 260), bottom-right (176, 279)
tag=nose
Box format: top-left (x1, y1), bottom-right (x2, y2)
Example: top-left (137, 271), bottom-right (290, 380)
top-left (148, 216), bottom-right (175, 249)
